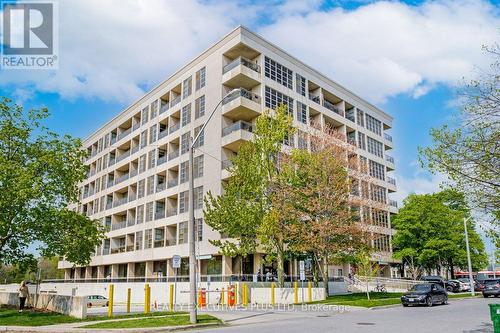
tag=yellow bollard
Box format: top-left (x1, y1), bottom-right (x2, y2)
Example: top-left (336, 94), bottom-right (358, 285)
top-left (271, 282), bottom-right (275, 306)
top-left (235, 283), bottom-right (239, 305)
top-left (107, 284), bottom-right (114, 318)
top-left (221, 287), bottom-right (225, 305)
top-left (126, 288), bottom-right (131, 313)
top-left (294, 281), bottom-right (298, 304)
top-left (308, 281), bottom-right (312, 303)
top-left (169, 284), bottom-right (174, 311)
top-left (242, 284), bottom-right (247, 307)
top-left (144, 283), bottom-right (150, 314)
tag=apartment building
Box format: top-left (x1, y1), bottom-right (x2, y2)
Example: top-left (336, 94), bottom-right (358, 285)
top-left (59, 26), bottom-right (398, 281)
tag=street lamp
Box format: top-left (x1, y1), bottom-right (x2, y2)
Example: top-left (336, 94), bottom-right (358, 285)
top-left (463, 216), bottom-right (475, 296)
top-left (188, 88), bottom-right (239, 324)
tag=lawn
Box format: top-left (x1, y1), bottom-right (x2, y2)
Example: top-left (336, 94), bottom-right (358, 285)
top-left (0, 306), bottom-right (185, 326)
top-left (315, 292), bottom-right (404, 308)
top-left (80, 314), bottom-right (220, 329)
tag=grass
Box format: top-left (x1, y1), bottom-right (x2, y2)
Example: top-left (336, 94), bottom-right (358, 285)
top-left (80, 314), bottom-right (220, 329)
top-left (314, 292), bottom-right (404, 308)
top-left (0, 306), bottom-right (186, 326)
top-left (448, 293), bottom-right (481, 299)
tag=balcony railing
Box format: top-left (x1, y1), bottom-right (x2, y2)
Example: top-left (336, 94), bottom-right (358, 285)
top-left (130, 145), bottom-right (139, 156)
top-left (156, 182), bottom-right (166, 192)
top-left (158, 129), bottom-right (168, 140)
top-left (387, 177), bottom-right (396, 186)
top-left (170, 96), bottom-right (181, 108)
top-left (115, 172), bottom-right (130, 185)
top-left (223, 56), bottom-right (261, 74)
top-left (168, 123), bottom-right (180, 135)
top-left (113, 197), bottom-right (128, 208)
top-left (323, 99), bottom-right (344, 117)
top-left (154, 240), bottom-right (164, 248)
top-left (110, 247), bottom-right (126, 254)
top-left (126, 245), bottom-right (134, 252)
top-left (129, 169), bottom-right (138, 178)
top-left (111, 221), bottom-right (127, 231)
top-left (166, 208), bottom-right (177, 217)
top-left (167, 178), bottom-right (178, 188)
top-left (222, 88), bottom-right (260, 105)
top-left (389, 199), bottom-right (398, 208)
top-left (221, 160), bottom-right (233, 170)
top-left (309, 95), bottom-right (320, 104)
top-left (160, 102), bottom-right (169, 114)
top-left (117, 127), bottom-right (132, 141)
top-left (385, 155), bottom-right (395, 164)
top-left (106, 201), bottom-right (113, 210)
top-left (157, 155), bottom-right (167, 165)
top-left (107, 179), bottom-right (114, 188)
top-left (155, 210), bottom-right (166, 220)
top-left (222, 120), bottom-right (253, 137)
top-left (128, 193), bottom-right (136, 202)
top-left (168, 150), bottom-right (179, 161)
top-left (166, 238), bottom-right (176, 246)
top-left (384, 133), bottom-right (393, 142)
top-left (116, 150), bottom-right (131, 163)
top-left (108, 158), bottom-right (116, 167)
top-left (127, 219), bottom-right (135, 227)
top-left (133, 122), bottom-right (140, 131)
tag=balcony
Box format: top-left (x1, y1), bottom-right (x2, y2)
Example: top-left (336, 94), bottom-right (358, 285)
top-left (158, 129), bottom-right (168, 140)
top-left (127, 218), bottom-right (135, 227)
top-left (221, 88), bottom-right (261, 121)
top-left (133, 122), bottom-right (140, 132)
top-left (387, 176), bottom-right (396, 186)
top-left (157, 155), bottom-right (167, 166)
top-left (170, 96), bottom-right (181, 108)
top-left (117, 127), bottom-right (132, 142)
top-left (160, 102), bottom-right (169, 115)
top-left (385, 155), bottom-right (395, 164)
top-left (126, 245), bottom-right (134, 252)
top-left (222, 121), bottom-right (253, 152)
top-left (166, 237), bottom-right (176, 247)
top-left (111, 221), bottom-right (127, 231)
top-left (221, 160), bottom-right (233, 170)
top-left (154, 239), bottom-right (164, 248)
top-left (167, 178), bottom-right (178, 189)
top-left (166, 208), bottom-right (177, 217)
top-left (156, 182), bottom-right (166, 192)
top-left (389, 199), bottom-right (398, 208)
top-left (323, 99), bottom-right (344, 117)
top-left (155, 210), bottom-right (166, 220)
top-left (108, 158), bottom-right (116, 167)
top-left (168, 150), bottom-right (179, 161)
top-left (115, 172), bottom-right (130, 185)
top-left (113, 197), bottom-right (128, 208)
top-left (110, 247), bottom-right (126, 254)
top-left (116, 150), bottom-right (131, 164)
top-left (222, 57), bottom-right (261, 90)
top-left (168, 123), bottom-right (180, 135)
top-left (384, 133), bottom-right (393, 142)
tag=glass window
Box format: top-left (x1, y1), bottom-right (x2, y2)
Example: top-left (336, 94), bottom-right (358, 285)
top-left (179, 190), bottom-right (188, 213)
top-left (144, 229), bottom-right (152, 249)
top-left (195, 95), bottom-right (205, 119)
top-left (366, 114), bottom-right (382, 136)
top-left (181, 104), bottom-right (191, 127)
top-left (295, 73), bottom-right (306, 96)
top-left (367, 136), bottom-right (383, 157)
top-left (181, 132), bottom-right (189, 154)
top-left (194, 155), bottom-right (204, 178)
top-left (141, 106), bottom-right (149, 125)
top-left (297, 101), bottom-right (307, 124)
top-left (195, 67), bottom-right (206, 90)
top-left (369, 160), bottom-right (385, 180)
top-left (180, 161), bottom-right (189, 184)
top-left (265, 86), bottom-right (294, 115)
top-left (182, 77), bottom-right (192, 99)
top-left (150, 100), bottom-right (158, 119)
top-left (265, 56), bottom-right (293, 89)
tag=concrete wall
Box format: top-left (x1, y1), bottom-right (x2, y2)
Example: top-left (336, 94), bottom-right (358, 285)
top-left (251, 287), bottom-right (325, 304)
top-left (0, 291), bottom-right (87, 319)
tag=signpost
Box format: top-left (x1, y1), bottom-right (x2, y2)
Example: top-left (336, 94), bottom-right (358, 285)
top-left (299, 261), bottom-right (305, 303)
top-left (172, 255), bottom-right (181, 309)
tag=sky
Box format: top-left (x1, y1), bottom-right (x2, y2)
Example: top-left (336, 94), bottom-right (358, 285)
top-left (0, 0), bottom-right (498, 252)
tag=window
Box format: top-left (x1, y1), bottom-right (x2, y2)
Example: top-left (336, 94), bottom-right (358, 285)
top-left (194, 186), bottom-right (203, 209)
top-left (139, 154), bottom-right (146, 173)
top-left (180, 161), bottom-right (189, 184)
top-left (193, 155), bottom-right (204, 178)
top-left (135, 231), bottom-right (143, 250)
top-left (374, 234), bottom-right (390, 252)
top-left (138, 179), bottom-right (145, 198)
top-left (182, 76), bottom-right (192, 98)
top-left (146, 202), bottom-right (154, 222)
top-left (140, 130), bottom-right (147, 148)
top-left (264, 56), bottom-right (293, 89)
top-left (179, 190), bottom-right (188, 213)
top-left (195, 67), bottom-right (206, 90)
top-left (144, 229), bottom-right (152, 249)
top-left (196, 218), bottom-right (203, 241)
top-left (104, 133), bottom-right (110, 148)
top-left (141, 106), bottom-right (149, 125)
top-left (295, 73), bottom-right (306, 96)
top-left (148, 149), bottom-right (156, 169)
top-left (150, 100), bottom-right (158, 119)
top-left (370, 184), bottom-right (387, 203)
top-left (178, 222), bottom-right (188, 244)
top-left (366, 114), bottom-right (382, 136)
top-left (136, 205), bottom-right (144, 224)
top-left (367, 136), bottom-right (383, 158)
top-left (372, 209), bottom-right (389, 228)
top-left (297, 130), bottom-right (307, 150)
top-left (181, 132), bottom-right (189, 154)
top-left (149, 124), bottom-right (157, 143)
top-left (357, 132), bottom-right (366, 150)
top-left (359, 156), bottom-right (368, 174)
top-left (194, 126), bottom-right (204, 147)
top-left (265, 86), bottom-right (294, 115)
top-left (356, 109), bottom-right (365, 127)
top-left (369, 160), bottom-right (385, 180)
top-left (297, 101), bottom-right (307, 124)
top-left (181, 104), bottom-right (191, 126)
top-left (147, 175), bottom-right (155, 195)
top-left (195, 95), bottom-right (205, 119)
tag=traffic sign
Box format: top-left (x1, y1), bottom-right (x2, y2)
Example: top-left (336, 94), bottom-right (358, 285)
top-left (172, 255), bottom-right (181, 268)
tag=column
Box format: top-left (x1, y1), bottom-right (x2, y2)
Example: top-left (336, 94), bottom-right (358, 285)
top-left (75, 267), bottom-right (82, 280)
top-left (111, 264), bottom-right (119, 279)
top-left (253, 253), bottom-right (262, 275)
top-left (127, 263), bottom-right (135, 281)
top-left (222, 256), bottom-right (232, 276)
top-left (98, 265), bottom-right (105, 279)
top-left (64, 268), bottom-right (71, 281)
top-left (167, 258), bottom-right (175, 279)
top-left (146, 261), bottom-right (154, 279)
top-left (85, 267), bottom-right (92, 280)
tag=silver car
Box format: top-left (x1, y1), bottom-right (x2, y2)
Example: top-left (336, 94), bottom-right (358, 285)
top-left (86, 295), bottom-right (109, 308)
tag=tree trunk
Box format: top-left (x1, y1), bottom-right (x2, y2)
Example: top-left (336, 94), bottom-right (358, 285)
top-left (323, 257), bottom-right (329, 296)
top-left (366, 278), bottom-right (370, 300)
top-left (312, 255), bottom-right (319, 288)
top-left (277, 249), bottom-right (284, 288)
top-left (449, 258), bottom-right (455, 279)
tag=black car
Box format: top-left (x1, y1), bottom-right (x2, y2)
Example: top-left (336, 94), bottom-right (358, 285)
top-left (421, 275), bottom-right (445, 288)
top-left (445, 280), bottom-right (460, 292)
top-left (482, 279), bottom-right (500, 298)
top-left (401, 283), bottom-right (448, 307)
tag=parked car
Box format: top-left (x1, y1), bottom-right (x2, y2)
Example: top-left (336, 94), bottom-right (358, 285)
top-left (482, 279), bottom-right (500, 298)
top-left (86, 295), bottom-right (109, 308)
top-left (421, 276), bottom-right (445, 288)
top-left (474, 280), bottom-right (486, 292)
top-left (445, 280), bottom-right (461, 292)
top-left (401, 283), bottom-right (448, 307)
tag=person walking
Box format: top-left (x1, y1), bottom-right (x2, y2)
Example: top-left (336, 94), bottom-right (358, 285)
top-left (18, 281), bottom-right (29, 312)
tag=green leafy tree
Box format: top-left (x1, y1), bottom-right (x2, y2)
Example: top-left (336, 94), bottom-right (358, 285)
top-left (355, 251), bottom-right (380, 300)
top-left (204, 105), bottom-right (293, 286)
top-left (419, 45), bottom-right (499, 230)
top-left (0, 97), bottom-right (105, 266)
top-left (392, 190), bottom-right (488, 278)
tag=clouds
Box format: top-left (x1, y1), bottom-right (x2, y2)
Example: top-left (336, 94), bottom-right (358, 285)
top-left (0, 0), bottom-right (498, 105)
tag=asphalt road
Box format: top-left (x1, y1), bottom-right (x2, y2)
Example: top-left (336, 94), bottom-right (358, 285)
top-left (195, 298), bottom-right (496, 333)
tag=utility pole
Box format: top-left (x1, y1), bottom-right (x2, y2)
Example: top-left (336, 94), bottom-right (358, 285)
top-left (188, 89), bottom-right (238, 324)
top-left (463, 216), bottom-right (475, 296)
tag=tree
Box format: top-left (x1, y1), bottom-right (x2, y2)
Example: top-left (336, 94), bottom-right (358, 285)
top-left (204, 105), bottom-right (293, 286)
top-left (392, 190), bottom-right (488, 278)
top-left (0, 97), bottom-right (105, 266)
top-left (419, 45), bottom-right (499, 228)
top-left (354, 251), bottom-right (380, 300)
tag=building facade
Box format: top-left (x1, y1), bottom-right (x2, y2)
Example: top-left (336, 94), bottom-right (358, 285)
top-left (59, 26), bottom-right (398, 281)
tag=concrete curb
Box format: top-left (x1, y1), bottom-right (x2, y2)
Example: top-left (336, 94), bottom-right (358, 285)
top-left (0, 322), bottom-right (223, 333)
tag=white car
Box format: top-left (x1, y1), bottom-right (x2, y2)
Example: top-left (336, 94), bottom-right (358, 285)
top-left (86, 295), bottom-right (109, 308)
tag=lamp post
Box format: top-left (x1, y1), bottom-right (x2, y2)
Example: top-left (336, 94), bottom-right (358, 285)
top-left (188, 88), bottom-right (239, 324)
top-left (463, 216), bottom-right (475, 296)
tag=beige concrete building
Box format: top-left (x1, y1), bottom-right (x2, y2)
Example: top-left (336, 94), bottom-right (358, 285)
top-left (59, 26), bottom-right (398, 281)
